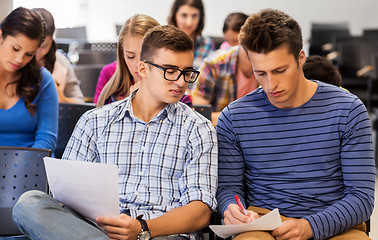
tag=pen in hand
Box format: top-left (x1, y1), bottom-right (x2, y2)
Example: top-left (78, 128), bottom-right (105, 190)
top-left (235, 194), bottom-right (248, 215)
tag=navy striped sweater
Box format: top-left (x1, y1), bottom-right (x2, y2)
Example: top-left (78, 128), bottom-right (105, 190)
top-left (216, 81), bottom-right (375, 240)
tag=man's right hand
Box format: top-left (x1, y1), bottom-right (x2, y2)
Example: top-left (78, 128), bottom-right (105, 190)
top-left (224, 204), bottom-right (259, 225)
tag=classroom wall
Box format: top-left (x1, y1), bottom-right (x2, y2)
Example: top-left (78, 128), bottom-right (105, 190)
top-left (0, 0), bottom-right (13, 21)
top-left (9, 0), bottom-right (378, 53)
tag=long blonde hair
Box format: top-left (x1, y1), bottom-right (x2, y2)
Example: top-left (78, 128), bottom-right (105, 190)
top-left (96, 14), bottom-right (159, 107)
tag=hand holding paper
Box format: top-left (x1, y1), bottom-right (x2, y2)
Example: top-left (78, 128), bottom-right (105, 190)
top-left (209, 208), bottom-right (282, 239)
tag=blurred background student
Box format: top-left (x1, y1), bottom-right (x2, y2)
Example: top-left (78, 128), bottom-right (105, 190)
top-left (95, 15), bottom-right (193, 107)
top-left (168, 0), bottom-right (214, 70)
top-left (94, 14), bottom-right (159, 106)
top-left (0, 7), bottom-right (58, 151)
top-left (33, 8), bottom-right (84, 103)
top-left (303, 55), bottom-right (342, 87)
top-left (219, 12), bottom-right (248, 49)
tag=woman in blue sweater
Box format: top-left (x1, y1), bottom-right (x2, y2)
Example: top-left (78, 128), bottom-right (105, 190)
top-left (0, 7), bottom-right (58, 151)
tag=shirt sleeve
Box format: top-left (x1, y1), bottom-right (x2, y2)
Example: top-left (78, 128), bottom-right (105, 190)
top-left (190, 59), bottom-right (217, 102)
top-left (59, 54), bottom-right (85, 103)
top-left (32, 68), bottom-right (59, 151)
top-left (62, 110), bottom-right (98, 162)
top-left (179, 119), bottom-right (218, 211)
top-left (303, 99), bottom-right (375, 240)
top-left (215, 106), bottom-right (247, 216)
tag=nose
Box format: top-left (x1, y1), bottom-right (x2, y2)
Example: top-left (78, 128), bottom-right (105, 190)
top-left (266, 74), bottom-right (278, 91)
top-left (185, 17), bottom-right (194, 27)
top-left (15, 52), bottom-right (24, 64)
top-left (175, 73), bottom-right (186, 86)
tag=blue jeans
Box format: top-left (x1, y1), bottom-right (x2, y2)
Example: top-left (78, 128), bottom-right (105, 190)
top-left (12, 191), bottom-right (189, 240)
top-left (12, 190), bottom-right (109, 240)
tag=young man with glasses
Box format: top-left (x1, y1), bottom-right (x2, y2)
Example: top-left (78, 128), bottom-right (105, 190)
top-left (13, 25), bottom-right (217, 240)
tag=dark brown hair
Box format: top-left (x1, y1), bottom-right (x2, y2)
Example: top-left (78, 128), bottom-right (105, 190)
top-left (167, 0), bottom-right (205, 37)
top-left (1, 7), bottom-right (46, 114)
top-left (239, 9), bottom-right (303, 61)
top-left (33, 8), bottom-right (56, 73)
top-left (223, 12), bottom-right (248, 33)
top-left (303, 55), bottom-right (342, 86)
top-left (140, 25), bottom-right (193, 62)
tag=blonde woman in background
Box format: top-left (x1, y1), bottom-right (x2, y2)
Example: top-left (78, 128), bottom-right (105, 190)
top-left (95, 14), bottom-right (193, 107)
top-left (95, 14), bottom-right (159, 107)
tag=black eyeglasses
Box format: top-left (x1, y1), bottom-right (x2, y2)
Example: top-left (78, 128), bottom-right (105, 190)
top-left (145, 61), bottom-right (200, 83)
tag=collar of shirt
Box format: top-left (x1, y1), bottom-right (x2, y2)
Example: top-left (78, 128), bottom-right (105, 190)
top-left (116, 89), bottom-right (178, 124)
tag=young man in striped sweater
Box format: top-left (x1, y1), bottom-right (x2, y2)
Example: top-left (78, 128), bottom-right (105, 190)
top-left (216, 9), bottom-right (375, 240)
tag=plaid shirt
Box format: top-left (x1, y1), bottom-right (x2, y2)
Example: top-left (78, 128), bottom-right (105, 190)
top-left (190, 46), bottom-right (239, 112)
top-left (62, 90), bottom-right (218, 221)
top-left (193, 35), bottom-right (215, 70)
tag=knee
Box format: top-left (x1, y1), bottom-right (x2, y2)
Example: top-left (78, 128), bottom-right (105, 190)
top-left (13, 190), bottom-right (47, 218)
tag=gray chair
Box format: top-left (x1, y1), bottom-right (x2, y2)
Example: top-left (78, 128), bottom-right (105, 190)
top-left (74, 64), bottom-right (104, 102)
top-left (336, 39), bottom-right (378, 111)
top-left (55, 103), bottom-right (96, 159)
top-left (193, 104), bottom-right (212, 121)
top-left (55, 26), bottom-right (87, 44)
top-left (0, 146), bottom-right (51, 236)
top-left (309, 22), bottom-right (350, 56)
top-left (76, 50), bottom-right (116, 65)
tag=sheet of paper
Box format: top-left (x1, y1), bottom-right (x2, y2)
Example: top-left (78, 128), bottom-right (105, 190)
top-left (209, 208), bottom-right (282, 238)
top-left (43, 157), bottom-right (119, 222)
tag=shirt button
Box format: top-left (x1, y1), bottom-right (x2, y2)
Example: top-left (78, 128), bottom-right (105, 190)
top-left (135, 191), bottom-right (139, 195)
top-left (139, 171), bottom-right (143, 175)
top-left (141, 146), bottom-right (145, 151)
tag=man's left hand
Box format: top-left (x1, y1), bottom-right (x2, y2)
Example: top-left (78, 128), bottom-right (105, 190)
top-left (271, 218), bottom-right (313, 240)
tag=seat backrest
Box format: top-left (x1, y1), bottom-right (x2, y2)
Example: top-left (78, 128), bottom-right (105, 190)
top-left (0, 146), bottom-right (51, 236)
top-left (309, 22), bottom-right (350, 56)
top-left (115, 24), bottom-right (123, 36)
top-left (55, 103), bottom-right (96, 158)
top-left (337, 39), bottom-right (378, 80)
top-left (74, 64), bottom-right (104, 102)
top-left (55, 26), bottom-right (87, 43)
top-left (193, 104), bottom-right (212, 121)
top-left (363, 28), bottom-right (378, 38)
top-left (210, 36), bottom-right (225, 50)
top-left (76, 50), bottom-right (117, 65)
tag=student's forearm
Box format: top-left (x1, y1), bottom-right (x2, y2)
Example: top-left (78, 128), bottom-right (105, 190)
top-left (147, 200), bottom-right (211, 238)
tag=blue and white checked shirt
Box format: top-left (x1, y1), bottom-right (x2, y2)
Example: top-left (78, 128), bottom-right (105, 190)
top-left (62, 91), bottom-right (218, 220)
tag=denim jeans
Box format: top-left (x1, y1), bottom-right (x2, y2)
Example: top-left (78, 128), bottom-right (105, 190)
top-left (12, 191), bottom-right (189, 240)
top-left (12, 190), bottom-right (109, 240)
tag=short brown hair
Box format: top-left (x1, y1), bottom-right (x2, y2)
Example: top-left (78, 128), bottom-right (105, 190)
top-left (303, 55), bottom-right (342, 86)
top-left (239, 9), bottom-right (303, 61)
top-left (140, 25), bottom-right (193, 62)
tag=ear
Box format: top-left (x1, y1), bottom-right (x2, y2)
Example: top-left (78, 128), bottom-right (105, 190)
top-left (298, 49), bottom-right (306, 68)
top-left (138, 61), bottom-right (148, 79)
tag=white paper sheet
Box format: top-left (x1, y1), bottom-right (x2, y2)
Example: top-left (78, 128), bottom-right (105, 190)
top-left (43, 157), bottom-right (119, 221)
top-left (209, 208), bottom-right (282, 238)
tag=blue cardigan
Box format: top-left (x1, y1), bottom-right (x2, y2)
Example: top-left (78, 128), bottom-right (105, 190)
top-left (0, 67), bottom-right (58, 151)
